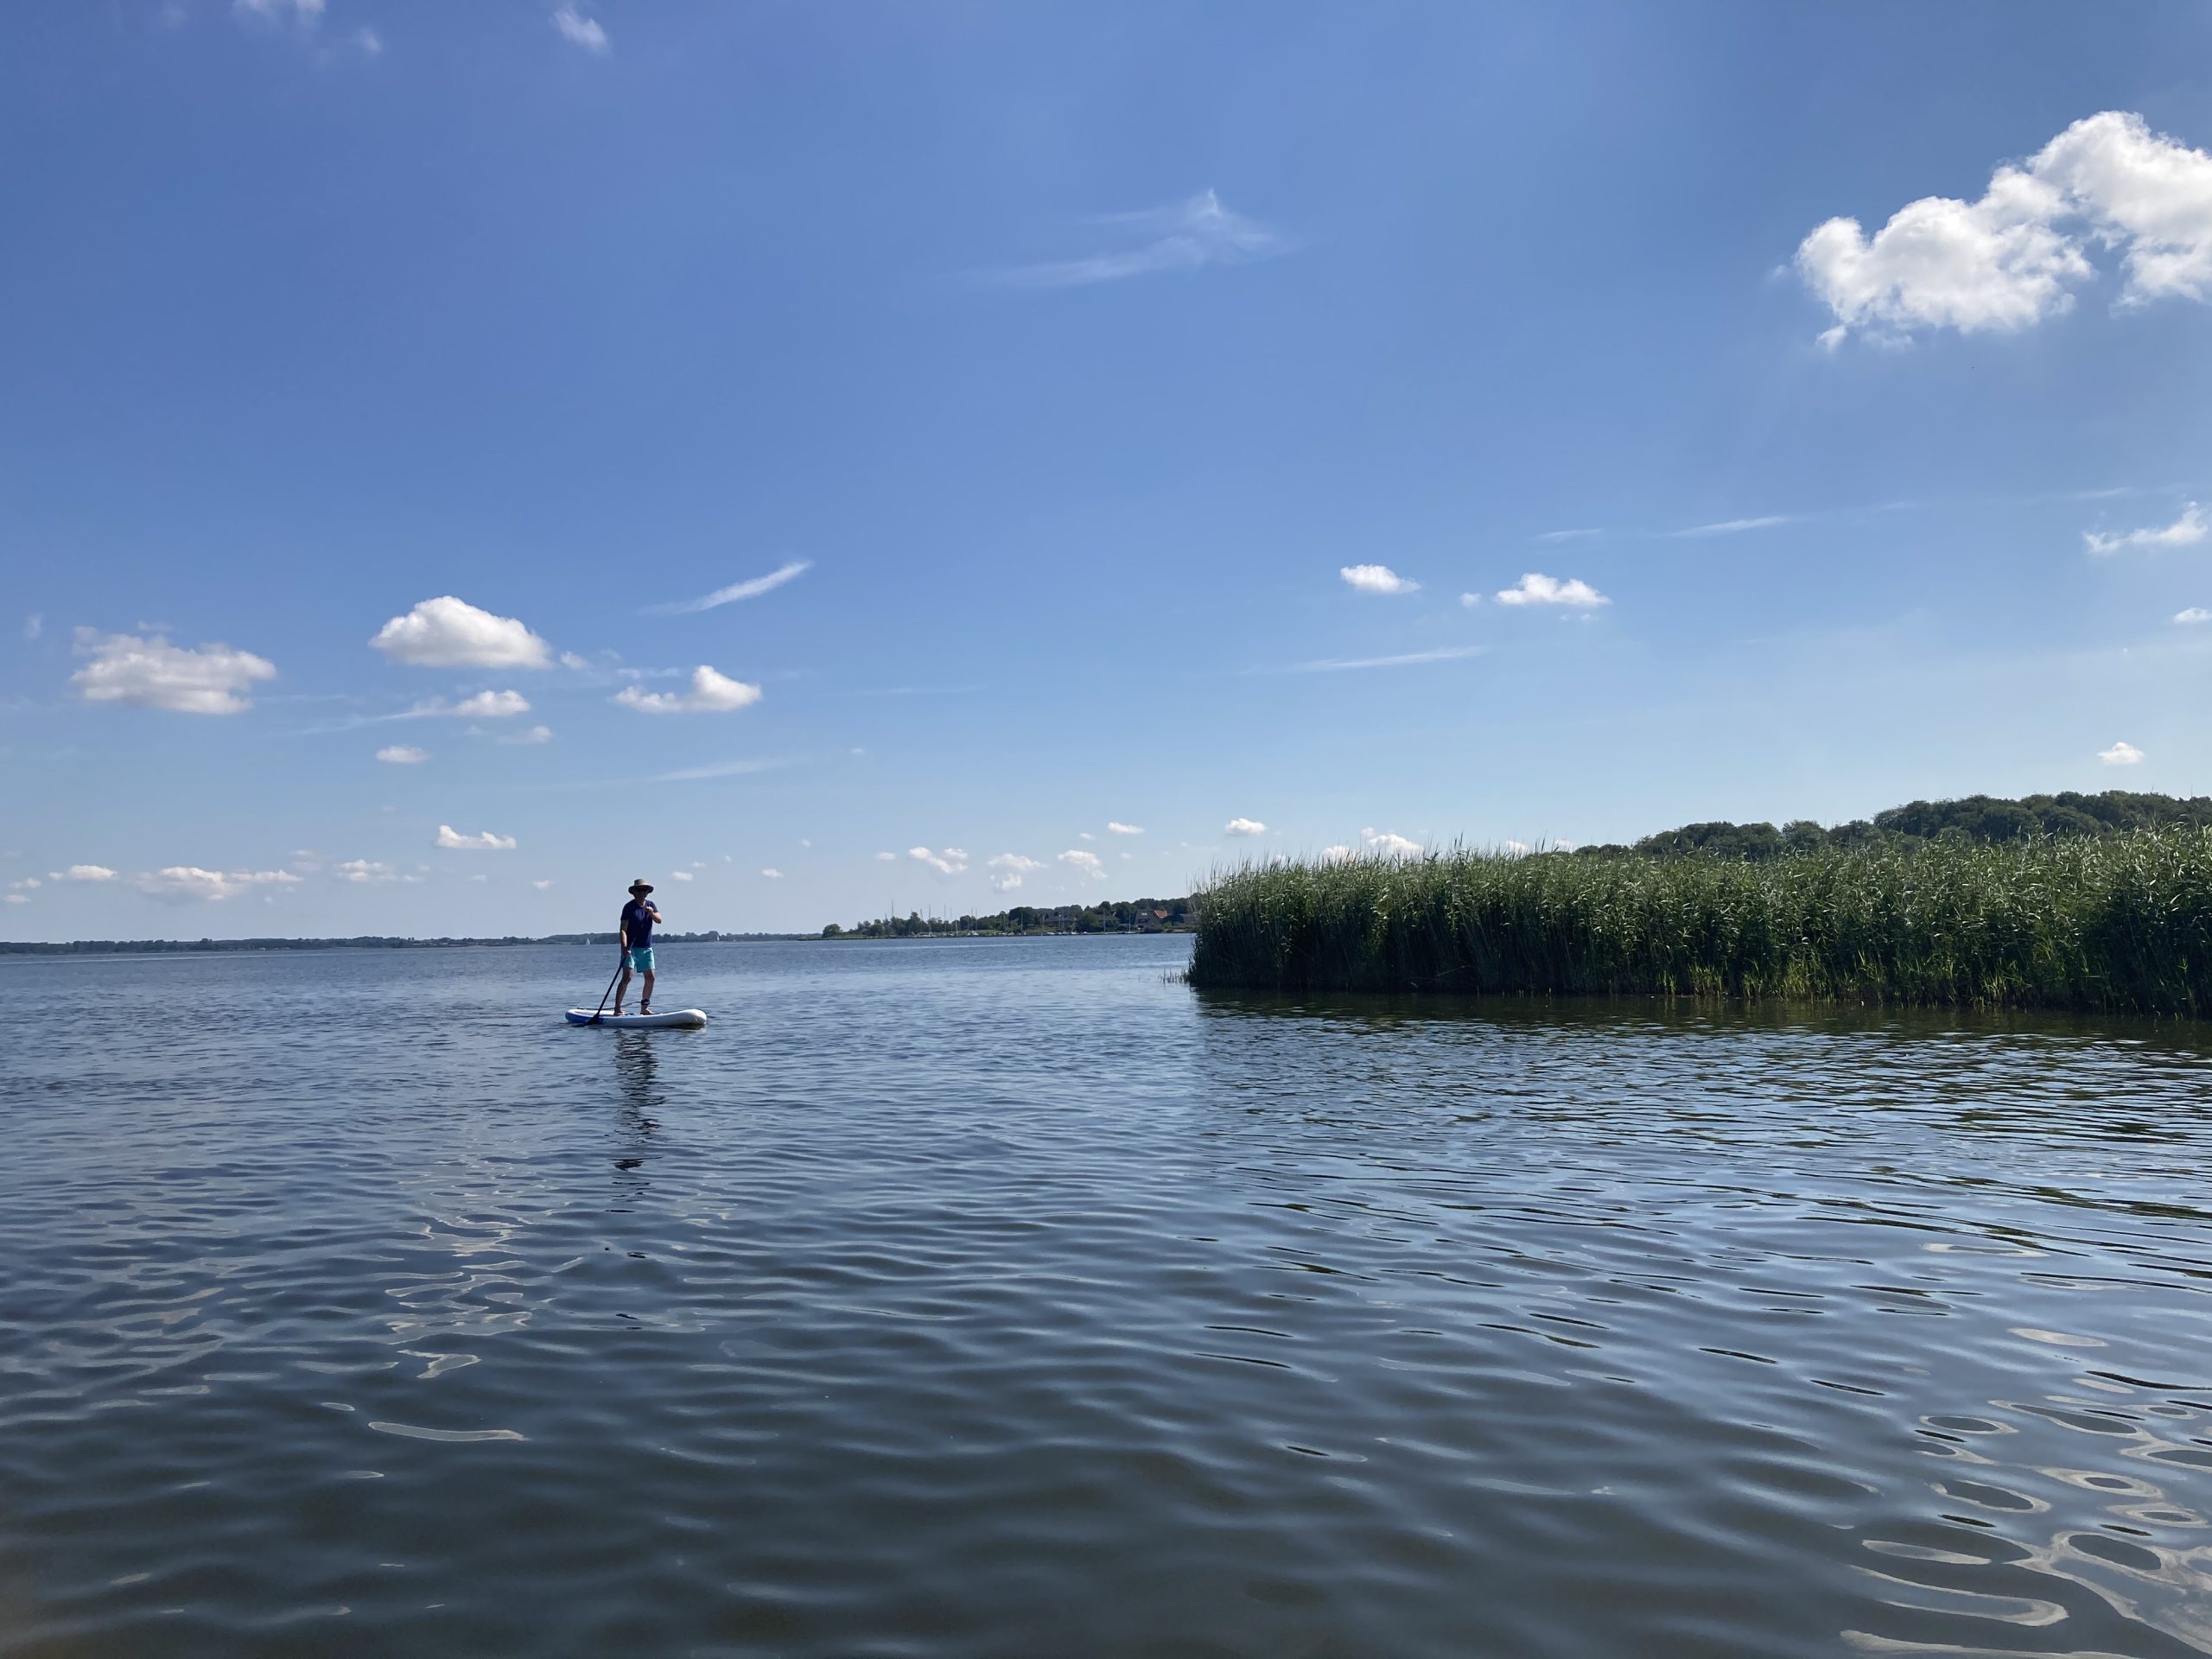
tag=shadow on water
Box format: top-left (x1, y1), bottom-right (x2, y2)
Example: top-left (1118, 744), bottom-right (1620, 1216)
top-left (1191, 982), bottom-right (2212, 1055)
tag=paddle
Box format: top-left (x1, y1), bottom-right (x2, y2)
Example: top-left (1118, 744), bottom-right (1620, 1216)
top-left (585, 953), bottom-right (625, 1025)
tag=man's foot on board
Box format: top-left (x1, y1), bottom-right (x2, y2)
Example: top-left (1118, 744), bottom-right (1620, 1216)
top-left (639, 1005), bottom-right (652, 1015)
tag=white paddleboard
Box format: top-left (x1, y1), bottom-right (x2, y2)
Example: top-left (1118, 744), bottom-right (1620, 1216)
top-left (564, 1007), bottom-right (709, 1029)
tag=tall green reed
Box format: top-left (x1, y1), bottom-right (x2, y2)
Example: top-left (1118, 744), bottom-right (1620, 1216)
top-left (1185, 830), bottom-right (2212, 1013)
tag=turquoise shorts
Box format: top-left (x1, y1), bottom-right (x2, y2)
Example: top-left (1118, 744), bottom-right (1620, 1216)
top-left (626, 946), bottom-right (655, 972)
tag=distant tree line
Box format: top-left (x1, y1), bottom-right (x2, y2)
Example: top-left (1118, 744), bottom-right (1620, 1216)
top-left (1574, 791), bottom-right (2212, 862)
top-left (825, 898), bottom-right (1194, 939)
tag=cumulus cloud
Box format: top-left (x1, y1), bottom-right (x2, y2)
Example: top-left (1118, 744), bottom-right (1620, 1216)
top-left (435, 825), bottom-right (517, 850)
top-left (1362, 829), bottom-right (1424, 860)
top-left (453, 689), bottom-right (531, 718)
top-left (1340, 563), bottom-right (1419, 594)
top-left (613, 666), bottom-right (762, 714)
top-left (2098, 740), bottom-right (2145, 766)
top-left (335, 859), bottom-right (397, 883)
top-left (1321, 845), bottom-right (1356, 863)
top-left (531, 879), bottom-right (555, 890)
top-left (551, 4), bottom-right (607, 53)
top-left (500, 725), bottom-right (553, 745)
top-left (2084, 503), bottom-right (2206, 556)
top-left (1796, 111), bottom-right (2212, 345)
top-left (2, 893), bottom-right (24, 906)
top-left (1459, 592), bottom-right (1483, 608)
top-left (645, 559), bottom-right (811, 616)
top-left (669, 871), bottom-right (693, 882)
top-left (377, 745), bottom-right (428, 765)
top-left (372, 597), bottom-right (551, 670)
top-left (988, 853), bottom-right (1043, 888)
top-left (71, 629), bottom-right (276, 715)
top-left (2176, 607), bottom-right (2211, 625)
top-left (909, 846), bottom-right (968, 876)
top-left (137, 866), bottom-right (302, 903)
top-left (51, 865), bottom-right (118, 882)
top-left (988, 189), bottom-right (1288, 288)
top-left (1106, 822), bottom-right (1143, 836)
top-left (1224, 817), bottom-right (1266, 836)
top-left (1058, 849), bottom-right (1105, 880)
top-left (874, 851), bottom-right (898, 861)
top-left (1496, 573), bottom-right (1610, 607)
top-left (760, 868), bottom-right (784, 879)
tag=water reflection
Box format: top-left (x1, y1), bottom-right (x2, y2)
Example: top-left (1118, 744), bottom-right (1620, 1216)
top-left (610, 1031), bottom-right (662, 1177)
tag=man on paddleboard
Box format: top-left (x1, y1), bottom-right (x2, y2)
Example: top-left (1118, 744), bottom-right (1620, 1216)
top-left (614, 878), bottom-right (661, 1015)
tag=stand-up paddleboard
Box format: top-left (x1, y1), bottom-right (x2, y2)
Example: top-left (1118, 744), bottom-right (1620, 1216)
top-left (564, 1007), bottom-right (708, 1029)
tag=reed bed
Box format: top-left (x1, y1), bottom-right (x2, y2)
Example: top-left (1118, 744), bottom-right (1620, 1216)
top-left (1185, 830), bottom-right (2212, 1014)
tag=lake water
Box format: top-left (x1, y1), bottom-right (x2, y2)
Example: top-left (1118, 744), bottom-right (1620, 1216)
top-left (4, 936), bottom-right (2212, 1657)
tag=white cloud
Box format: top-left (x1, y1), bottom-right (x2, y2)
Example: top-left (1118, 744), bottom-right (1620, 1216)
top-left (233, 0), bottom-right (325, 21)
top-left (874, 851), bottom-right (898, 862)
top-left (1363, 830), bottom-right (1424, 860)
top-left (335, 859), bottom-right (396, 883)
top-left (1058, 849), bottom-right (1105, 880)
top-left (613, 665), bottom-right (762, 714)
top-left (909, 846), bottom-right (968, 876)
top-left (1224, 817), bottom-right (1266, 836)
top-left (2084, 503), bottom-right (2206, 556)
top-left (1079, 831), bottom-right (1095, 841)
top-left (1321, 844), bottom-right (1355, 863)
top-left (988, 853), bottom-right (1044, 873)
top-left (2175, 607), bottom-right (2212, 625)
top-left (1675, 516), bottom-right (1793, 537)
top-left (988, 189), bottom-right (1288, 288)
top-left (1459, 592), bottom-right (1482, 608)
top-left (551, 4), bottom-right (607, 53)
top-left (669, 871), bottom-right (693, 882)
top-left (71, 629), bottom-right (276, 715)
top-left (435, 825), bottom-right (517, 850)
top-left (645, 559), bottom-right (811, 615)
top-left (1496, 573), bottom-right (1610, 607)
top-left (23, 613), bottom-right (41, 642)
top-left (453, 689), bottom-right (531, 718)
top-left (372, 597), bottom-right (551, 670)
top-left (2, 893), bottom-right (24, 905)
top-left (2098, 740), bottom-right (2145, 766)
top-left (1106, 822), bottom-right (1144, 836)
top-left (377, 745), bottom-right (428, 765)
top-left (51, 865), bottom-right (117, 882)
top-left (1797, 111), bottom-right (2212, 345)
top-left (137, 866), bottom-right (302, 903)
top-left (1340, 563), bottom-right (1419, 594)
top-left (1535, 528), bottom-right (1603, 543)
top-left (348, 24), bottom-right (381, 55)
top-left (990, 874), bottom-right (1024, 893)
top-left (532, 879), bottom-right (555, 890)
top-left (500, 725), bottom-right (554, 745)
top-left (761, 868), bottom-right (784, 879)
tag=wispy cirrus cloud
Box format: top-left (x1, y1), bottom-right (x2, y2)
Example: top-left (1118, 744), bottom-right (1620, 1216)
top-left (2084, 503), bottom-right (2205, 556)
top-left (1675, 515), bottom-right (1795, 538)
top-left (644, 559), bottom-right (812, 616)
top-left (551, 4), bottom-right (607, 54)
top-left (984, 190), bottom-right (1291, 289)
top-left (1287, 645), bottom-right (1485, 672)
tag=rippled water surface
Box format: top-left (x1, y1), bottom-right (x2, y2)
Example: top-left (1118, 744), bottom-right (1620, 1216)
top-left (6, 937), bottom-right (2212, 1657)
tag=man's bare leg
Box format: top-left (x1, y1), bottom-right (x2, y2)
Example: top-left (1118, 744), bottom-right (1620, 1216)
top-left (639, 968), bottom-right (656, 1014)
top-left (613, 964), bottom-right (632, 1015)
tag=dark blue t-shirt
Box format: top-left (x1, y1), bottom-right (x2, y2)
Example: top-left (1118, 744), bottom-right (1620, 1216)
top-left (620, 899), bottom-right (655, 949)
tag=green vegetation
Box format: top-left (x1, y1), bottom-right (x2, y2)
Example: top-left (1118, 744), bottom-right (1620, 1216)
top-left (826, 898), bottom-right (1192, 939)
top-left (1188, 827), bottom-right (2212, 1014)
top-left (1592, 790), bottom-right (2212, 861)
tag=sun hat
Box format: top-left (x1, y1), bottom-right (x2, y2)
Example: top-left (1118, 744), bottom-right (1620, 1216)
top-left (629, 878), bottom-right (654, 893)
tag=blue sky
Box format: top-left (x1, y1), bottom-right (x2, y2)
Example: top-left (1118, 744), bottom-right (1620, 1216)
top-left (7, 0), bottom-right (2212, 939)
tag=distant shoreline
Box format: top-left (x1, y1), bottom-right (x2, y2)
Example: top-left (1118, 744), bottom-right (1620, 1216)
top-left (0, 931), bottom-right (810, 959)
